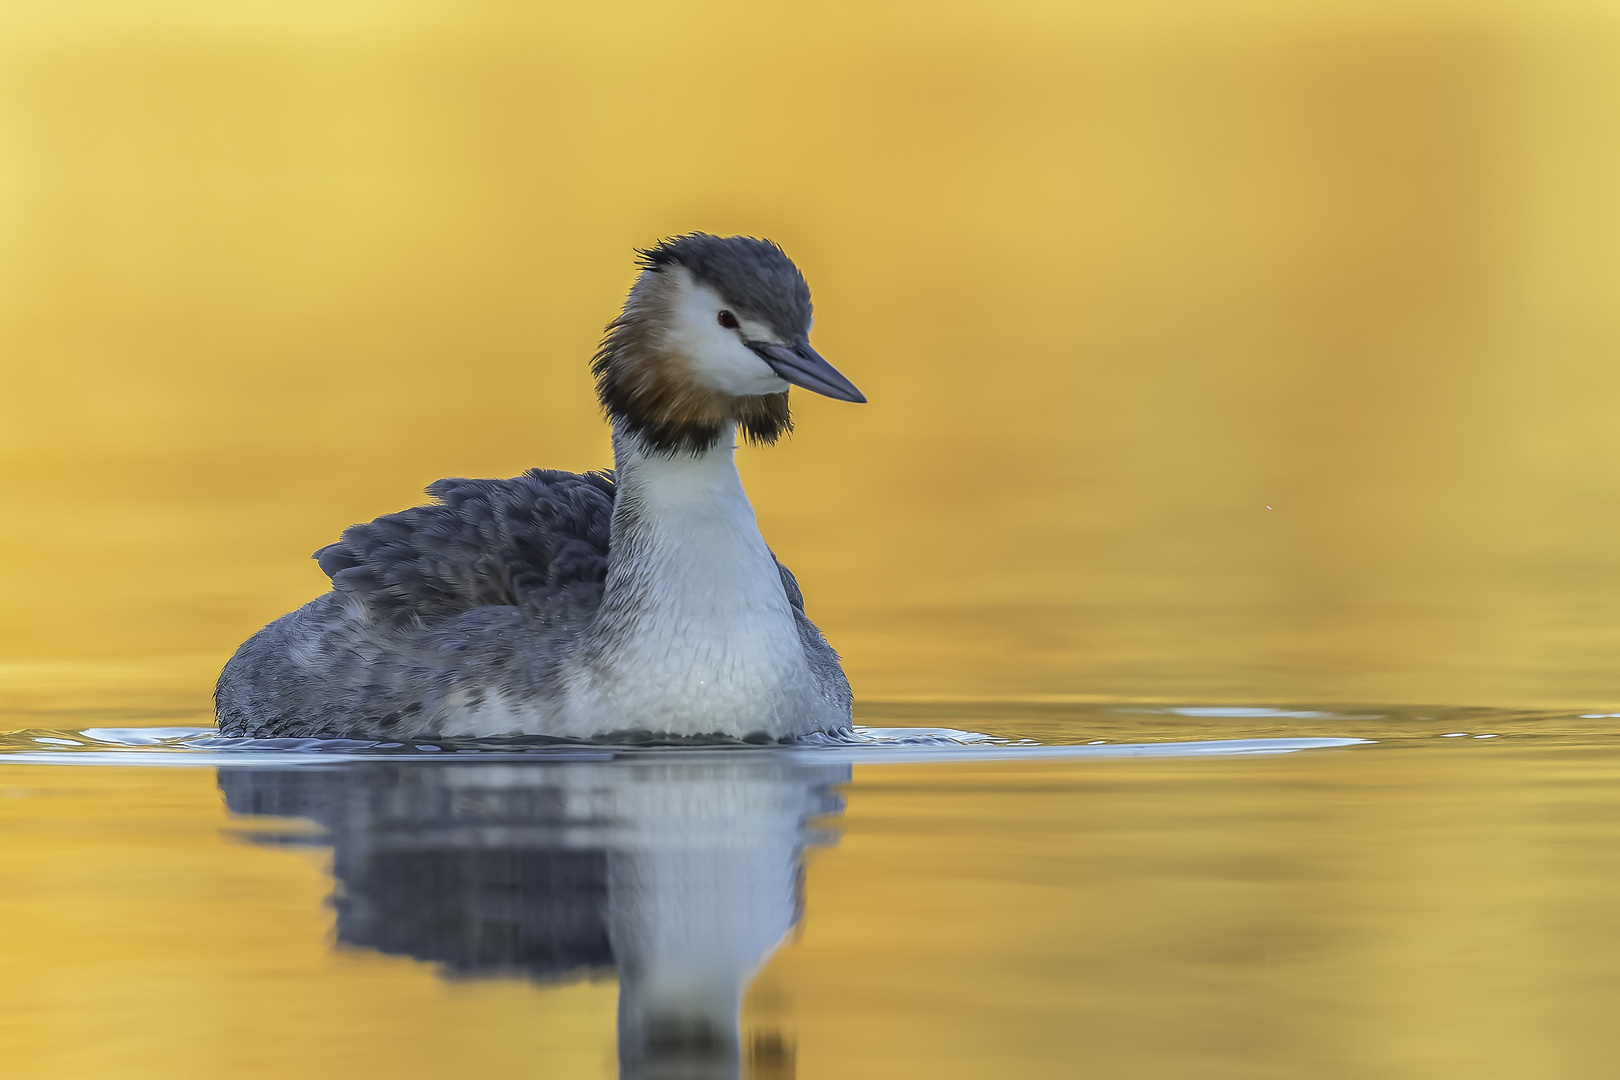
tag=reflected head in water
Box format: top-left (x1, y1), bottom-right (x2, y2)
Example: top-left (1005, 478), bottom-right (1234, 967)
top-left (216, 234), bottom-right (866, 746)
top-left (220, 754), bottom-right (848, 1079)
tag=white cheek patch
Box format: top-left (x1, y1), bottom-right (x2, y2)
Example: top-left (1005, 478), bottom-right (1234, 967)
top-left (663, 274), bottom-right (791, 397)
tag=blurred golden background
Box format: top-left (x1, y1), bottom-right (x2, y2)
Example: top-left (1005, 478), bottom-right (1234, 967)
top-left (4, 0), bottom-right (1620, 717)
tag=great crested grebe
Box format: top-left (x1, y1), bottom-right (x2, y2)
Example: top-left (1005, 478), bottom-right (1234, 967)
top-left (216, 234), bottom-right (865, 743)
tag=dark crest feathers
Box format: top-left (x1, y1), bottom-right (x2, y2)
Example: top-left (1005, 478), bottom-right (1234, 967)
top-left (635, 233), bottom-right (812, 341)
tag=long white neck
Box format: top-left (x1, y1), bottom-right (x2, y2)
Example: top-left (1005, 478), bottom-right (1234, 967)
top-left (556, 422), bottom-right (837, 739)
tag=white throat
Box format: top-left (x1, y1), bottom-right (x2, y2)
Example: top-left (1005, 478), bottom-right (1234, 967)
top-left (555, 422), bottom-right (836, 739)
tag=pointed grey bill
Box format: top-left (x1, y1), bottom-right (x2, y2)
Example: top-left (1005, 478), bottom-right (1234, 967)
top-left (746, 339), bottom-right (867, 403)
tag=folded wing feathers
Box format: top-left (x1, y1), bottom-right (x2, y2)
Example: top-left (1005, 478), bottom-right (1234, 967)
top-left (315, 469), bottom-right (617, 621)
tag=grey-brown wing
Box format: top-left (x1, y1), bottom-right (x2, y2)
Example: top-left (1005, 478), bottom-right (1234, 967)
top-left (774, 558), bottom-right (805, 612)
top-left (313, 469), bottom-right (617, 621)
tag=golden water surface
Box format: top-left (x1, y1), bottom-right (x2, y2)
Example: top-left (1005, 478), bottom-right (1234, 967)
top-left (4, 1), bottom-right (1620, 1077)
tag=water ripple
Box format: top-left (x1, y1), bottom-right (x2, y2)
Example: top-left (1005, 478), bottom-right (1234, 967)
top-left (0, 724), bottom-right (1366, 767)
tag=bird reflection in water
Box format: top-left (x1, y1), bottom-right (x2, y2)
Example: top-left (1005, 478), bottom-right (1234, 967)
top-left (219, 754), bottom-right (848, 1079)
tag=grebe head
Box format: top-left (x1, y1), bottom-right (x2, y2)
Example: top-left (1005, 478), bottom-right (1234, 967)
top-left (593, 233), bottom-right (866, 456)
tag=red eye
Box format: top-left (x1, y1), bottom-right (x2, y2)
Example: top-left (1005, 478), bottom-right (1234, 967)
top-left (717, 310), bottom-right (739, 329)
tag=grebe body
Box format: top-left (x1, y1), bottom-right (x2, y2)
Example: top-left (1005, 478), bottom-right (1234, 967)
top-left (216, 234), bottom-right (863, 742)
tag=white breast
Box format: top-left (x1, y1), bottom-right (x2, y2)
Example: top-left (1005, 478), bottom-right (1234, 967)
top-left (552, 429), bottom-right (840, 739)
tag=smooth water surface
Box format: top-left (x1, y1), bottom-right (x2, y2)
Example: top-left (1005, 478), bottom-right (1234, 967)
top-left (4, 708), bottom-right (1620, 1078)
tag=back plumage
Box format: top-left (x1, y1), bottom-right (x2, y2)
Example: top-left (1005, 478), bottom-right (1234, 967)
top-left (216, 471), bottom-right (619, 739)
top-left (315, 469), bottom-right (617, 622)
